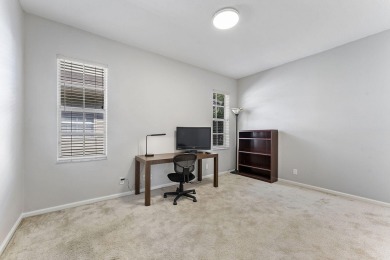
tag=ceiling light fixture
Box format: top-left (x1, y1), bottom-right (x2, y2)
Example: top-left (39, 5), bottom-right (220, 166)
top-left (213, 8), bottom-right (239, 30)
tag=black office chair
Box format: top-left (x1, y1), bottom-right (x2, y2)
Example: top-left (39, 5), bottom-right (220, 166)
top-left (163, 153), bottom-right (197, 205)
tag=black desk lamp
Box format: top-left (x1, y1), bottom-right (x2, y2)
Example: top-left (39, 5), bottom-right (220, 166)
top-left (145, 133), bottom-right (166, 157)
top-left (231, 108), bottom-right (243, 174)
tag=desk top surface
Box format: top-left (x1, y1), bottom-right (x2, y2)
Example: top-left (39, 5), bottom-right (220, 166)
top-left (135, 152), bottom-right (217, 164)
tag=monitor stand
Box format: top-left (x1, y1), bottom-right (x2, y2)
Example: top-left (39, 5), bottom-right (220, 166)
top-left (185, 150), bottom-right (198, 154)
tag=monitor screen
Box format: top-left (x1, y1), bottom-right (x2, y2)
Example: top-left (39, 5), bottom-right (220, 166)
top-left (176, 127), bottom-right (211, 151)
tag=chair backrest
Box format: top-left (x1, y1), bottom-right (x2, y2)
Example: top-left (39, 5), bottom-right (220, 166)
top-left (173, 153), bottom-right (197, 182)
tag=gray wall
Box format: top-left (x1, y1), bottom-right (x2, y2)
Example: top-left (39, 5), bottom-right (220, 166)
top-left (0, 0), bottom-right (24, 248)
top-left (238, 30), bottom-right (390, 203)
top-left (24, 15), bottom-right (237, 212)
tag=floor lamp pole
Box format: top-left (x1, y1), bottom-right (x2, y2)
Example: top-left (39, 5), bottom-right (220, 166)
top-left (230, 108), bottom-right (242, 174)
top-left (230, 113), bottom-right (239, 174)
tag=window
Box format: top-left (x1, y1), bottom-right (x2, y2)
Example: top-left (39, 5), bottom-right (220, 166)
top-left (212, 91), bottom-right (229, 149)
top-left (57, 57), bottom-right (107, 161)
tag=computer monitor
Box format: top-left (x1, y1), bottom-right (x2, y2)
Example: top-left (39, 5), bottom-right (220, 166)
top-left (176, 127), bottom-right (211, 152)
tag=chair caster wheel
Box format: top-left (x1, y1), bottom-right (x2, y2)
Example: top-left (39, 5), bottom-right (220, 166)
top-left (193, 199), bottom-right (197, 202)
top-left (173, 201), bottom-right (177, 205)
top-left (163, 194), bottom-right (167, 198)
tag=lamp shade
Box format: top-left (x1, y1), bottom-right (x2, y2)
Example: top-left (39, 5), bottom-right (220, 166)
top-left (231, 108), bottom-right (243, 115)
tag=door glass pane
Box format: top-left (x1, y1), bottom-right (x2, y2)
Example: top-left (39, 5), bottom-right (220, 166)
top-left (213, 134), bottom-right (224, 146)
top-left (216, 94), bottom-right (224, 106)
top-left (216, 107), bottom-right (224, 119)
top-left (213, 121), bottom-right (224, 133)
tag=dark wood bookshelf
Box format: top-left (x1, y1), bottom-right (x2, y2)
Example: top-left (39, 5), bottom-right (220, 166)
top-left (238, 130), bottom-right (278, 183)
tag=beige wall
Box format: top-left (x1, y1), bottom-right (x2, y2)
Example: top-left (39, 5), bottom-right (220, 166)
top-left (0, 0), bottom-right (24, 252)
top-left (238, 30), bottom-right (390, 203)
top-left (23, 14), bottom-right (237, 212)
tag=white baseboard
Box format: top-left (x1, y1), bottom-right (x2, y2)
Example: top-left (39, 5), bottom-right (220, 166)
top-left (22, 186), bottom-right (169, 218)
top-left (23, 171), bottom-right (227, 218)
top-left (1, 171), bottom-right (228, 256)
top-left (23, 190), bottom-right (134, 218)
top-left (0, 214), bottom-right (23, 256)
top-left (203, 170), bottom-right (229, 178)
top-left (278, 178), bottom-right (390, 208)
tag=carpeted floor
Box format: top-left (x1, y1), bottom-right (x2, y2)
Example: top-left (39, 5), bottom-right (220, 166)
top-left (2, 174), bottom-right (390, 259)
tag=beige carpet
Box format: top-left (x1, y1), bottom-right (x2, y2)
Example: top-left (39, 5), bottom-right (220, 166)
top-left (2, 174), bottom-right (390, 259)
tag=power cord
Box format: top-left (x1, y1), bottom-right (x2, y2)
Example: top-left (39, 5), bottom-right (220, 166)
top-left (126, 178), bottom-right (131, 190)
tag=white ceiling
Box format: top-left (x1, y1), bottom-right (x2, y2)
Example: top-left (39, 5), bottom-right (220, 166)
top-left (19, 0), bottom-right (390, 79)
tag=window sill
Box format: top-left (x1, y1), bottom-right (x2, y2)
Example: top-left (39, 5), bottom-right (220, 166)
top-left (212, 147), bottom-right (230, 151)
top-left (57, 155), bottom-right (107, 164)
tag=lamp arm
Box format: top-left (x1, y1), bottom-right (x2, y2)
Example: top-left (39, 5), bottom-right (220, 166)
top-left (145, 133), bottom-right (166, 157)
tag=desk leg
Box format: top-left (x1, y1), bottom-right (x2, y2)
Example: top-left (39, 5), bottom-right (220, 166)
top-left (198, 159), bottom-right (202, 181)
top-left (214, 156), bottom-right (218, 187)
top-left (145, 163), bottom-right (151, 206)
top-left (135, 160), bottom-right (140, 195)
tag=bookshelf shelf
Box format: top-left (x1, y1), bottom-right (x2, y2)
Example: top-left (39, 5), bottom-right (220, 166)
top-left (238, 130), bottom-right (278, 183)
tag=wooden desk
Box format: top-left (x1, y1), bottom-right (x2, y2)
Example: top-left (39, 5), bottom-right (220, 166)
top-left (135, 152), bottom-right (218, 206)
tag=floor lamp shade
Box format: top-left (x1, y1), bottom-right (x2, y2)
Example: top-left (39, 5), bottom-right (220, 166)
top-left (232, 108), bottom-right (243, 115)
top-left (145, 133), bottom-right (166, 157)
top-left (231, 108), bottom-right (243, 173)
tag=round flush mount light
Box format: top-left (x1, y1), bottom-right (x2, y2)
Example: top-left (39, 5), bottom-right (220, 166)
top-left (213, 8), bottom-right (239, 30)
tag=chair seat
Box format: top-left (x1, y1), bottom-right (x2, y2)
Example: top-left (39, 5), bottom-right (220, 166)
top-left (167, 172), bottom-right (196, 183)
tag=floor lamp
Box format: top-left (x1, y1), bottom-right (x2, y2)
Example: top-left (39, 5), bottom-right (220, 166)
top-left (230, 108), bottom-right (243, 174)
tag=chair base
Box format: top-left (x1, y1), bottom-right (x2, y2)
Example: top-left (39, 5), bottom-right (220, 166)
top-left (164, 187), bottom-right (197, 205)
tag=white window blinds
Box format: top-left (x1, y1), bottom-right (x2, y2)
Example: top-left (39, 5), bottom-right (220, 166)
top-left (57, 58), bottom-right (107, 161)
top-left (212, 91), bottom-right (230, 149)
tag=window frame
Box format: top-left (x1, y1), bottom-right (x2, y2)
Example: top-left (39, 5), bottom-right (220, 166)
top-left (57, 56), bottom-right (108, 163)
top-left (212, 90), bottom-right (230, 150)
